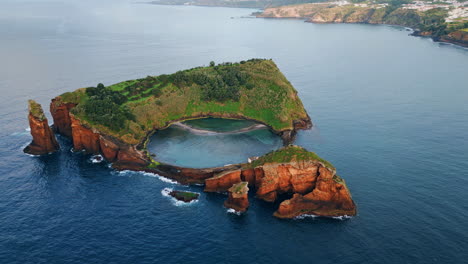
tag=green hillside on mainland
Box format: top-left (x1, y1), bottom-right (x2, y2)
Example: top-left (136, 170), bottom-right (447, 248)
top-left (56, 59), bottom-right (309, 144)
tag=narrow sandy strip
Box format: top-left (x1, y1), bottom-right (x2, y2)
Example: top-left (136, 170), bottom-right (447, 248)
top-left (172, 122), bottom-right (267, 135)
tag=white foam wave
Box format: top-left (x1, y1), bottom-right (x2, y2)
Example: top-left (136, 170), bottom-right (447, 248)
top-left (142, 172), bottom-right (179, 184)
top-left (90, 154), bottom-right (103, 163)
top-left (161, 188), bottom-right (199, 206)
top-left (226, 208), bottom-right (242, 215)
top-left (11, 131), bottom-right (29, 136)
top-left (25, 127), bottom-right (31, 132)
top-left (161, 187), bottom-right (173, 197)
top-left (115, 170), bottom-right (134, 176)
top-left (294, 214), bottom-right (318, 220)
top-left (295, 214), bottom-right (353, 220)
top-left (332, 215), bottom-right (353, 220)
top-left (112, 169), bottom-right (180, 184)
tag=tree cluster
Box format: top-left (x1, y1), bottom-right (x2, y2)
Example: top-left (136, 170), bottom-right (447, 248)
top-left (83, 84), bottom-right (134, 131)
top-left (123, 76), bottom-right (164, 100)
top-left (171, 63), bottom-right (251, 102)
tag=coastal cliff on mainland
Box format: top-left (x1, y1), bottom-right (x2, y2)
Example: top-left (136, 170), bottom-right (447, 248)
top-left (257, 3), bottom-right (468, 47)
top-left (25, 59), bottom-right (355, 219)
top-left (23, 100), bottom-right (59, 155)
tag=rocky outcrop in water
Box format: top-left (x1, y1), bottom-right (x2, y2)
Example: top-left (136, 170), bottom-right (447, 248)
top-left (274, 167), bottom-right (356, 218)
top-left (224, 182), bottom-right (249, 212)
top-left (168, 190), bottom-right (199, 203)
top-left (202, 147), bottom-right (356, 219)
top-left (24, 100), bottom-right (59, 155)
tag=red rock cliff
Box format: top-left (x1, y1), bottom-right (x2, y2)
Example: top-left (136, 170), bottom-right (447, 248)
top-left (69, 114), bottom-right (149, 168)
top-left (70, 114), bottom-right (100, 154)
top-left (254, 161), bottom-right (320, 202)
top-left (50, 98), bottom-right (76, 138)
top-left (224, 182), bottom-right (249, 212)
top-left (49, 99), bottom-right (149, 169)
top-left (204, 170), bottom-right (242, 192)
top-left (202, 151), bottom-right (356, 219)
top-left (274, 166), bottom-right (356, 218)
top-left (24, 100), bottom-right (59, 155)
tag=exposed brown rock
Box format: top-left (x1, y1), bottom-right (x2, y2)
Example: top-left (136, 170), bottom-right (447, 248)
top-left (241, 168), bottom-right (256, 187)
top-left (224, 182), bottom-right (249, 212)
top-left (274, 167), bottom-right (356, 218)
top-left (50, 98), bottom-right (76, 138)
top-left (70, 114), bottom-right (100, 154)
top-left (115, 145), bottom-right (149, 168)
top-left (168, 190), bottom-right (199, 203)
top-left (99, 135), bottom-right (119, 162)
top-left (204, 169), bottom-right (242, 192)
top-left (254, 161), bottom-right (319, 202)
top-left (24, 100), bottom-right (60, 155)
top-left (440, 30), bottom-right (468, 47)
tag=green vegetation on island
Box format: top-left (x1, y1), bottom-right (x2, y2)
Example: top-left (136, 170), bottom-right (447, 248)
top-left (57, 59), bottom-right (309, 144)
top-left (247, 145), bottom-right (335, 169)
top-left (28, 100), bottom-right (46, 121)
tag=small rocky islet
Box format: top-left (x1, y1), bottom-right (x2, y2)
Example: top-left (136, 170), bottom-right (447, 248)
top-left (24, 59), bottom-right (356, 218)
top-left (167, 190), bottom-right (200, 203)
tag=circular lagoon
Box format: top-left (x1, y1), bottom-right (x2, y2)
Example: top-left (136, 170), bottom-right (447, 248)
top-left (147, 118), bottom-right (283, 168)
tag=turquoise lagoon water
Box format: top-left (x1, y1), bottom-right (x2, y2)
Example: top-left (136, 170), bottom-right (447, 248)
top-left (0, 0), bottom-right (468, 263)
top-left (147, 118), bottom-right (282, 168)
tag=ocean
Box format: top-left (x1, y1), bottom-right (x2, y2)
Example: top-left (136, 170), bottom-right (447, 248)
top-left (1, 1), bottom-right (467, 263)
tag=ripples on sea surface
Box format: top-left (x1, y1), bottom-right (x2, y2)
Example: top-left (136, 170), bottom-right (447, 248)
top-left (0, 0), bottom-right (467, 263)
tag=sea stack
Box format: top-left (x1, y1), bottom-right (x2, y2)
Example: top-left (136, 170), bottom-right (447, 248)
top-left (224, 182), bottom-right (249, 212)
top-left (23, 100), bottom-right (59, 155)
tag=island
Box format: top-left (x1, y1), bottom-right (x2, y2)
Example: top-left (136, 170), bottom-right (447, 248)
top-left (24, 59), bottom-right (356, 218)
top-left (168, 190), bottom-right (200, 203)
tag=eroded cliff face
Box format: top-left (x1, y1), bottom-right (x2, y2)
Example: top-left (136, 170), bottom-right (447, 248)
top-left (50, 99), bottom-right (76, 138)
top-left (70, 115), bottom-right (101, 154)
top-left (70, 114), bottom-right (149, 168)
top-left (255, 161), bottom-right (320, 202)
top-left (203, 160), bottom-right (356, 218)
top-left (224, 182), bottom-right (249, 212)
top-left (274, 167), bottom-right (356, 218)
top-left (205, 170), bottom-right (242, 192)
top-left (50, 98), bottom-right (150, 169)
top-left (24, 101), bottom-right (60, 155)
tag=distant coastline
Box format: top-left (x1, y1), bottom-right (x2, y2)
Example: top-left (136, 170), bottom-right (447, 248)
top-left (255, 2), bottom-right (468, 48)
top-left (147, 0), bottom-right (468, 48)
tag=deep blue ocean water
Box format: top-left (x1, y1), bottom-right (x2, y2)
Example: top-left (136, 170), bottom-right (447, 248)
top-left (1, 1), bottom-right (468, 263)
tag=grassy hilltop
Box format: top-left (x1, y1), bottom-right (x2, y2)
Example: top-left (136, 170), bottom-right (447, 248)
top-left (56, 59), bottom-right (309, 144)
